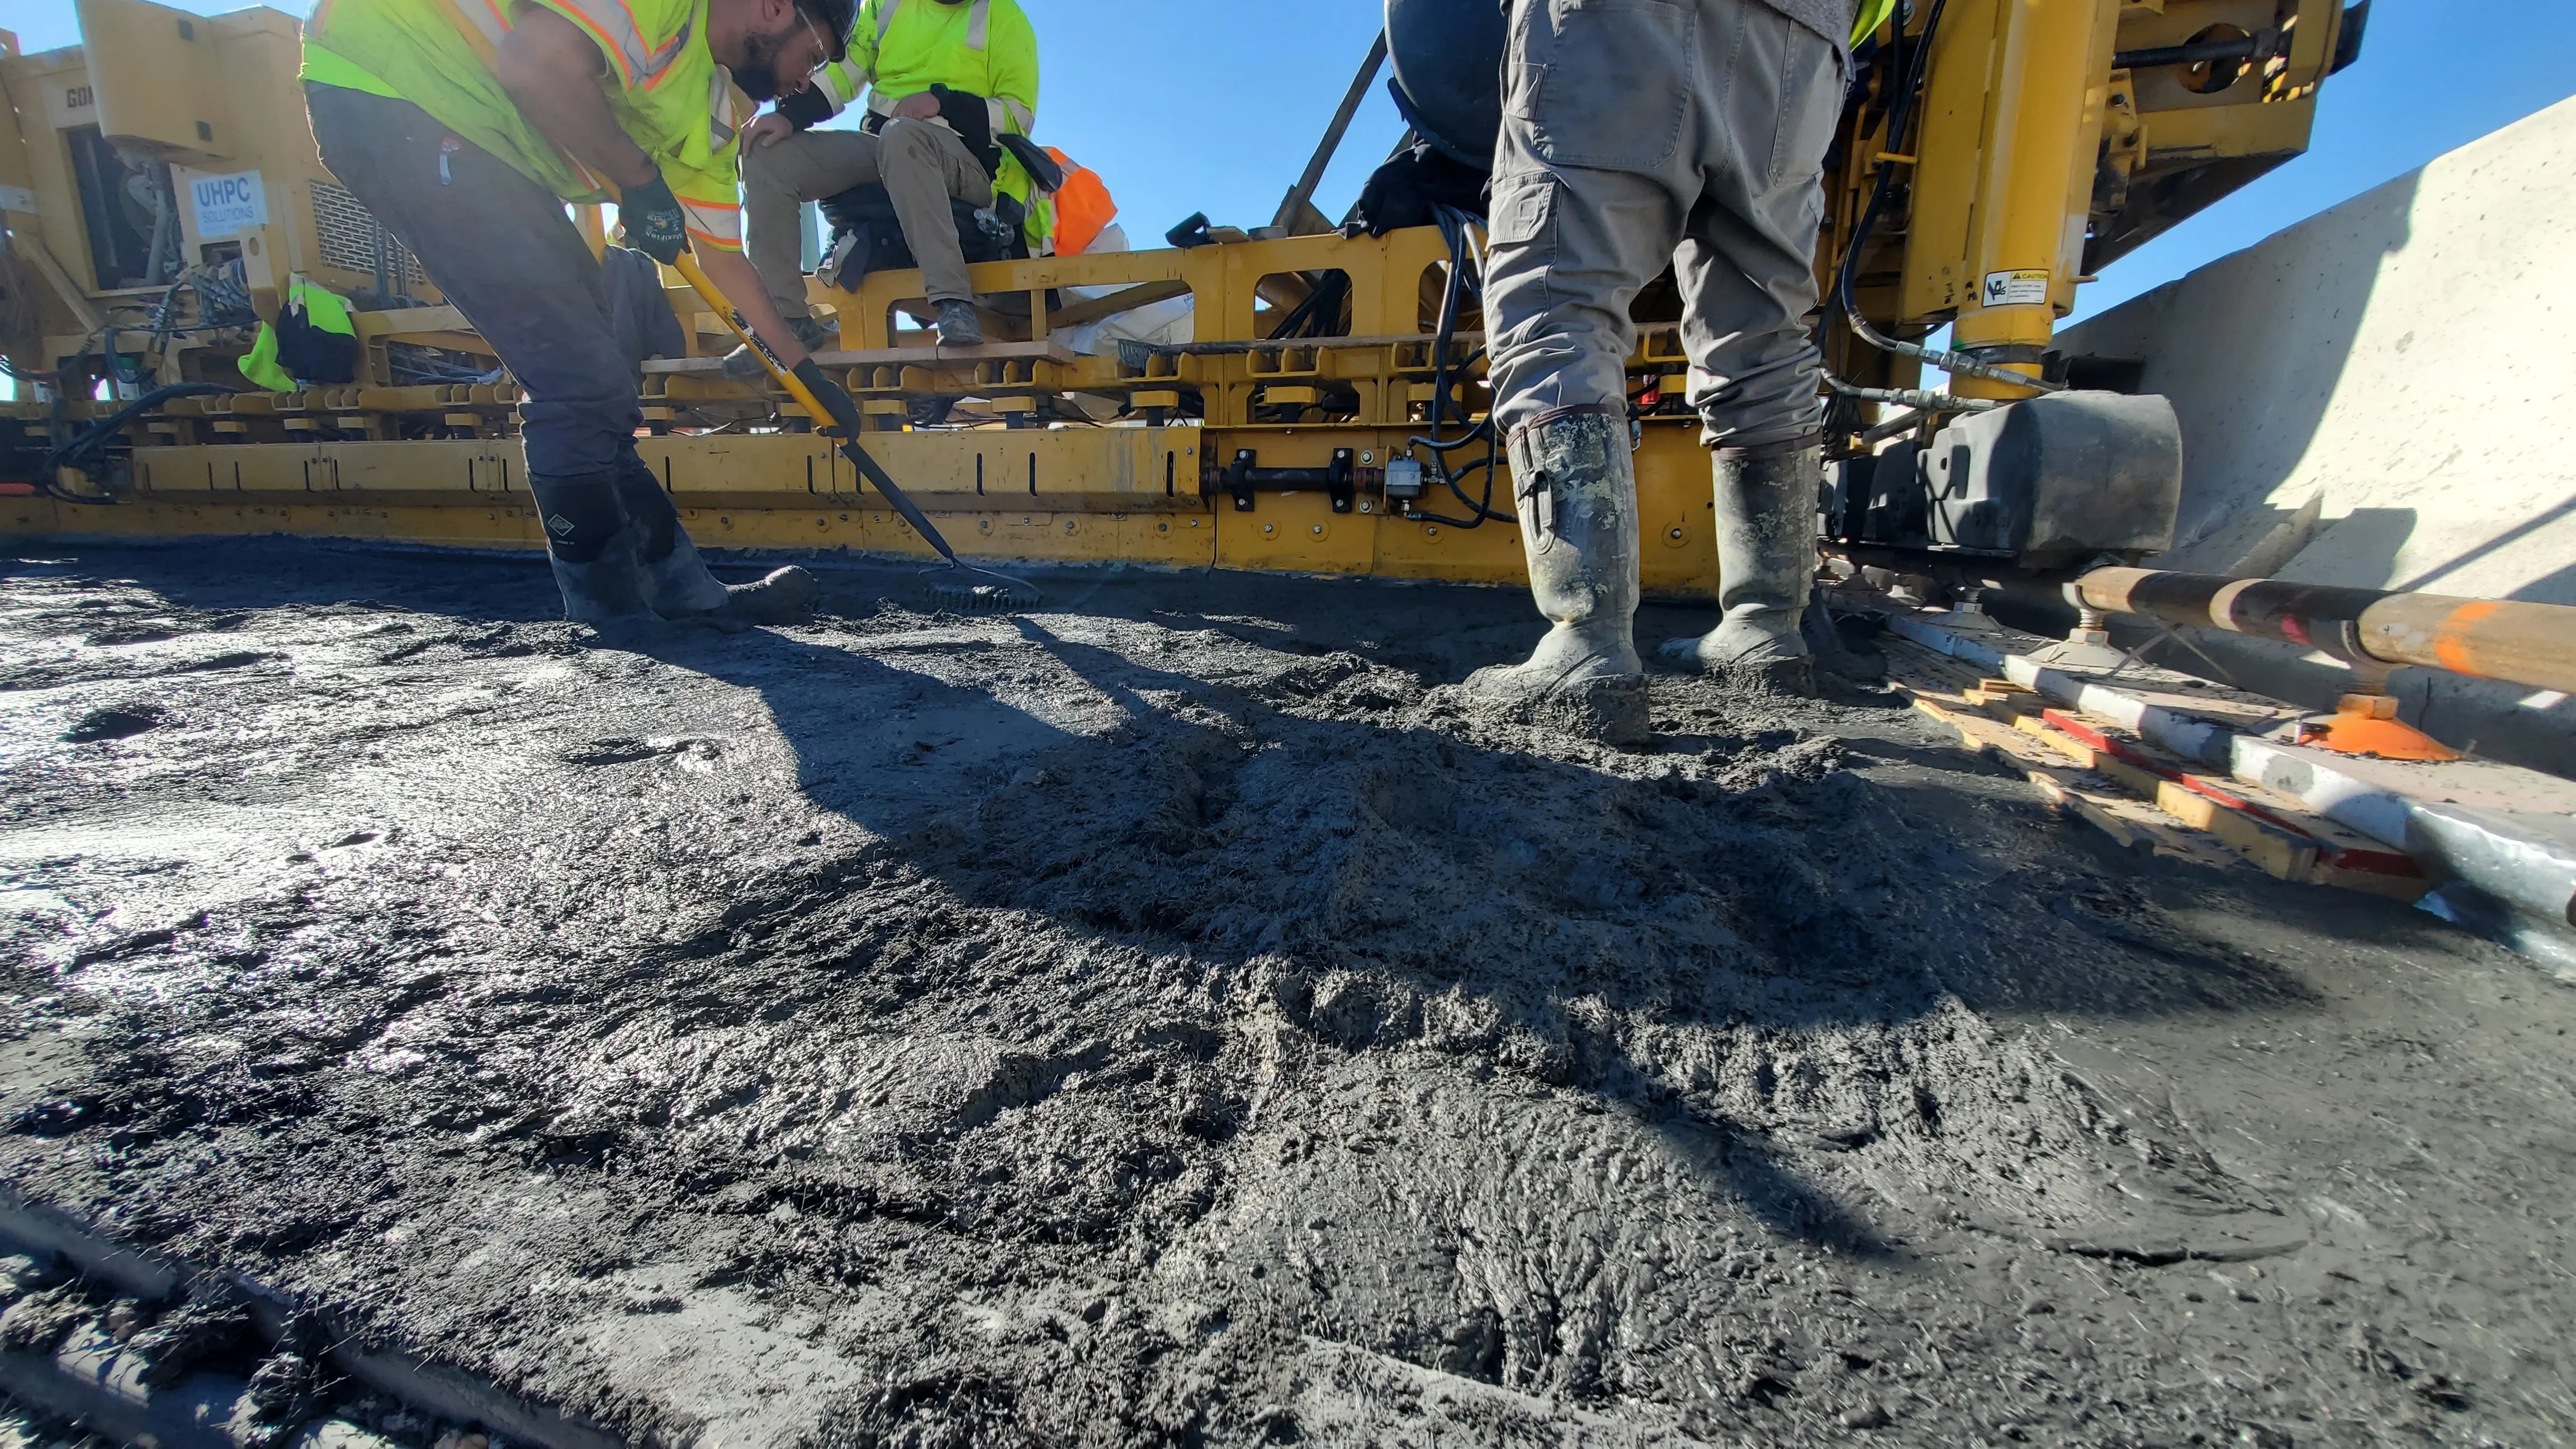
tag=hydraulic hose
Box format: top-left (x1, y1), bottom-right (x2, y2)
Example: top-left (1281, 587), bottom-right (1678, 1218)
top-left (1829, 0), bottom-right (2062, 398)
top-left (40, 382), bottom-right (233, 503)
top-left (1401, 205), bottom-right (1513, 529)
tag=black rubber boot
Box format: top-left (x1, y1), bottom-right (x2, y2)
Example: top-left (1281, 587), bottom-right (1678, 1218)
top-left (721, 312), bottom-right (835, 381)
top-left (1659, 441), bottom-right (1825, 696)
top-left (1446, 408), bottom-right (1649, 744)
top-left (613, 462), bottom-right (819, 629)
top-left (527, 470), bottom-right (654, 627)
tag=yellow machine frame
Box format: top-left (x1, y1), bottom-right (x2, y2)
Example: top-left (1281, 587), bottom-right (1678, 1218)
top-left (0, 0), bottom-right (2355, 594)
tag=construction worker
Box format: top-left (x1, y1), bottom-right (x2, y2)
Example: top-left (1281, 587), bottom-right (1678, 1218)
top-left (297, 0), bottom-right (845, 627)
top-left (1459, 0), bottom-right (1888, 740)
top-left (733, 0), bottom-right (1041, 357)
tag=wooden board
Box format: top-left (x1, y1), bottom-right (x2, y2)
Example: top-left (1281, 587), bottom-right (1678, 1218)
top-left (1885, 646), bottom-right (2431, 901)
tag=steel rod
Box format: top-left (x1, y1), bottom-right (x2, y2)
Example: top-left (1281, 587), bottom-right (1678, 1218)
top-left (2071, 567), bottom-right (2576, 693)
top-left (1275, 31), bottom-right (1390, 234)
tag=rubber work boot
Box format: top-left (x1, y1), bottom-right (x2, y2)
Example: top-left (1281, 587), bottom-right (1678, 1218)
top-left (528, 471), bottom-right (656, 627)
top-left (612, 463), bottom-right (819, 629)
top-left (935, 299), bottom-right (984, 347)
top-left (1450, 409), bottom-right (1649, 744)
top-left (721, 312), bottom-right (835, 380)
top-left (1660, 442), bottom-right (1825, 696)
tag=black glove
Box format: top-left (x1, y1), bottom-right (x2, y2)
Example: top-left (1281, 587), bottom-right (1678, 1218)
top-left (776, 86), bottom-right (834, 131)
top-left (792, 357), bottom-right (864, 437)
top-left (619, 169), bottom-right (689, 264)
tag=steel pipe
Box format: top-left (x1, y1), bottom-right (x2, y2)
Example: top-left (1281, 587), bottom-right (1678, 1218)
top-left (2070, 567), bottom-right (2576, 694)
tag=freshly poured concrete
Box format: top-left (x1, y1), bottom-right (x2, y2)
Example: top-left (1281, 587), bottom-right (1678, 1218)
top-left (3, 542), bottom-right (2572, 1447)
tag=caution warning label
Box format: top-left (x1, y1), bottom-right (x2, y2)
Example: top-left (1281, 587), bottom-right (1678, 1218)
top-left (1980, 269), bottom-right (2052, 307)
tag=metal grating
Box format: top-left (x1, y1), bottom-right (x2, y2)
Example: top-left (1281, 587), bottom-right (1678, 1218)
top-left (309, 178), bottom-right (428, 292)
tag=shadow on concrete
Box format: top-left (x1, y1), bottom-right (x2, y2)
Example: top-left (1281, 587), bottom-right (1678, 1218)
top-left (3, 541), bottom-right (2351, 1260)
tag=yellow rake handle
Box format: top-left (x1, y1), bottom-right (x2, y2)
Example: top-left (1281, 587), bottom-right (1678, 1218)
top-left (667, 251), bottom-right (970, 567)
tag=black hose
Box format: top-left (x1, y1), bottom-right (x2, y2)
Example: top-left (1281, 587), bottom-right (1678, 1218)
top-left (1828, 0), bottom-right (2061, 397)
top-left (39, 383), bottom-right (231, 503)
top-left (1400, 205), bottom-right (1514, 528)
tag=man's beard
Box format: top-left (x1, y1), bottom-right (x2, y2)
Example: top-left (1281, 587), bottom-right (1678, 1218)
top-left (732, 18), bottom-right (801, 102)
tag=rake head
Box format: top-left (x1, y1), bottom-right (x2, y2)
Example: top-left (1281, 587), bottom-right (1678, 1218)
top-left (926, 566), bottom-right (1043, 615)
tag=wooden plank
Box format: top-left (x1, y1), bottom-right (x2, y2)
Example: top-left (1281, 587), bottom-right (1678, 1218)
top-left (2151, 780), bottom-right (2322, 881)
top-left (2034, 707), bottom-right (2427, 896)
top-left (2014, 713), bottom-right (2172, 799)
top-left (1898, 689), bottom-right (2237, 871)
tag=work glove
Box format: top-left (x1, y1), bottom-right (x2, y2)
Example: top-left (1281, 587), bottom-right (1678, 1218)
top-left (619, 170), bottom-right (689, 265)
top-left (792, 358), bottom-right (865, 438)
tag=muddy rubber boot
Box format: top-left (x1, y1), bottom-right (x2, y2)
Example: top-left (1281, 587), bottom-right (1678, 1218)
top-left (1659, 442), bottom-right (1825, 696)
top-left (529, 471), bottom-right (656, 628)
top-left (1448, 409), bottom-right (1649, 744)
top-left (613, 463), bottom-right (819, 629)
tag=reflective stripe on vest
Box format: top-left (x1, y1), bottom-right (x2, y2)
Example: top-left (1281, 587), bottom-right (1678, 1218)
top-left (420, 0), bottom-right (692, 87)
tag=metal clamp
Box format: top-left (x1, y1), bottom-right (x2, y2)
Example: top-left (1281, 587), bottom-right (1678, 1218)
top-left (1215, 448), bottom-right (1362, 514)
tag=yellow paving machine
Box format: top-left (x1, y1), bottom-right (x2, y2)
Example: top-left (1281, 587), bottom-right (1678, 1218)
top-left (0, 0), bottom-right (2369, 594)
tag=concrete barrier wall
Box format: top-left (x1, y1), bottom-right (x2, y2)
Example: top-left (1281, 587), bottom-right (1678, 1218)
top-left (2058, 95), bottom-right (2576, 771)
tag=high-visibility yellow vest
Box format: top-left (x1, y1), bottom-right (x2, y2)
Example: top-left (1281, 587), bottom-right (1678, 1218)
top-left (239, 273), bottom-right (357, 391)
top-left (807, 0), bottom-right (1049, 254)
top-left (1853, 0), bottom-right (1901, 48)
top-left (300, 0), bottom-right (748, 249)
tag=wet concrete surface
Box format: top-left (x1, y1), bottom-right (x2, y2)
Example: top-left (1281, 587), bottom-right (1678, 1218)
top-left (0, 541), bottom-right (2571, 1447)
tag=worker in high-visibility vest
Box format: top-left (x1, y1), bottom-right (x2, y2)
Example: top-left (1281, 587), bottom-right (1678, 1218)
top-left (1455, 0), bottom-right (1884, 741)
top-left (735, 0), bottom-right (1042, 354)
top-left (299, 0), bottom-right (851, 627)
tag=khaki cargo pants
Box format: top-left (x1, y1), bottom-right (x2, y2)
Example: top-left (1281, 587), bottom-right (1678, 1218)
top-left (741, 118), bottom-right (996, 315)
top-left (1485, 0), bottom-right (1845, 449)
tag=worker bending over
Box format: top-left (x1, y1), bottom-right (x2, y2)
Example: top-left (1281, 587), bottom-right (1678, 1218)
top-left (1460, 0), bottom-right (1886, 740)
top-left (299, 0), bottom-right (842, 626)
top-left (735, 0), bottom-right (1041, 356)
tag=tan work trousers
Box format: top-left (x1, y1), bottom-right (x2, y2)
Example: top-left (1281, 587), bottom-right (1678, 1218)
top-left (1485, 0), bottom-right (1845, 449)
top-left (740, 119), bottom-right (995, 313)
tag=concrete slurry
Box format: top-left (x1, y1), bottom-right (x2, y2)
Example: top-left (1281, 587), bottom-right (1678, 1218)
top-left (0, 542), bottom-right (2569, 1446)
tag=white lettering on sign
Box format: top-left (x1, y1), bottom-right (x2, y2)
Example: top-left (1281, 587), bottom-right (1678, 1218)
top-left (186, 168), bottom-right (268, 237)
top-left (1980, 269), bottom-right (2052, 308)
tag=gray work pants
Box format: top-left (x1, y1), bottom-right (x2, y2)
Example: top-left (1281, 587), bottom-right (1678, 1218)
top-left (1485, 0), bottom-right (1845, 449)
top-left (741, 120), bottom-right (996, 313)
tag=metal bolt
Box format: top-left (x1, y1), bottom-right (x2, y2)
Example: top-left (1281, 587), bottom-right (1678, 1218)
top-left (1669, 527), bottom-right (1685, 540)
top-left (1311, 524), bottom-right (1324, 535)
top-left (1263, 523), bottom-right (1276, 534)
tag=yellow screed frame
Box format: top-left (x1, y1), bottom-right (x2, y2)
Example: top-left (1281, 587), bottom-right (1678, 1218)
top-left (3, 0), bottom-right (2337, 593)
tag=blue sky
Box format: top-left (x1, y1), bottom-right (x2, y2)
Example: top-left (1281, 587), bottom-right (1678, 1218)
top-left (7, 0), bottom-right (2573, 325)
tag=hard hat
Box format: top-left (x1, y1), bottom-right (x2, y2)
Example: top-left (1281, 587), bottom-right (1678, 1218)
top-left (794, 0), bottom-right (854, 64)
